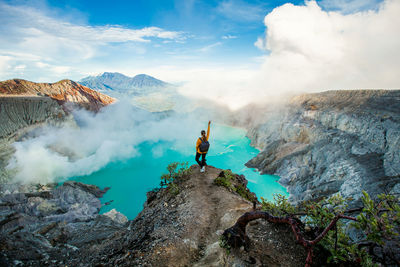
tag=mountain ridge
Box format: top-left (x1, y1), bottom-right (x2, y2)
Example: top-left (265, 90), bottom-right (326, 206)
top-left (79, 72), bottom-right (169, 92)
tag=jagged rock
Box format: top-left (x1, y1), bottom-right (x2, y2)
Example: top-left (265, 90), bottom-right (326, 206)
top-left (245, 90), bottom-right (400, 205)
top-left (104, 208), bottom-right (128, 225)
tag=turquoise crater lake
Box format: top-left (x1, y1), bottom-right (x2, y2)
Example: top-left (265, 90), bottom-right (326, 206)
top-left (70, 123), bottom-right (288, 219)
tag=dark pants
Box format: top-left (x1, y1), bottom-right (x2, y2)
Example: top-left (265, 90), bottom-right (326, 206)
top-left (195, 152), bottom-right (207, 168)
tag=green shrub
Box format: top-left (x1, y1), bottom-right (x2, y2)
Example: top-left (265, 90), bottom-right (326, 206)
top-left (214, 176), bottom-right (233, 188)
top-left (160, 162), bottom-right (191, 196)
top-left (167, 183), bottom-right (180, 196)
top-left (261, 191), bottom-right (399, 266)
top-left (160, 161), bottom-right (191, 186)
top-left (224, 170), bottom-right (235, 180)
top-left (214, 170), bottom-right (234, 189)
top-left (260, 194), bottom-right (297, 217)
top-left (353, 192), bottom-right (400, 246)
top-left (214, 170), bottom-right (256, 202)
top-left (234, 184), bottom-right (256, 203)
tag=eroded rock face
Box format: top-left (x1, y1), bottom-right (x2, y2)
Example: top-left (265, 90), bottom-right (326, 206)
top-left (246, 90), bottom-right (400, 205)
top-left (0, 97), bottom-right (71, 183)
top-left (0, 97), bottom-right (66, 139)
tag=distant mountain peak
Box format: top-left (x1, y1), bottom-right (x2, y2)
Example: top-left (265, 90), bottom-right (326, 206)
top-left (134, 74), bottom-right (151, 78)
top-left (79, 72), bottom-right (169, 92)
top-left (97, 72), bottom-right (127, 77)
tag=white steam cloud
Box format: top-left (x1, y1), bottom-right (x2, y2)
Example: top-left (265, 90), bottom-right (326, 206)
top-left (7, 101), bottom-right (205, 184)
top-left (179, 0), bottom-right (400, 109)
top-left (255, 0), bottom-right (400, 94)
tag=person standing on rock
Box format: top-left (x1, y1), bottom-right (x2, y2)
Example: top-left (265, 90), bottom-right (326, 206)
top-left (196, 121), bottom-right (211, 172)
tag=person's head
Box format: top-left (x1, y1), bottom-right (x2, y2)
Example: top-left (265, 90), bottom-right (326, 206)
top-left (201, 130), bottom-right (206, 137)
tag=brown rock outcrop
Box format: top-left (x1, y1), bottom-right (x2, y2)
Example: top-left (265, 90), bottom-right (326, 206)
top-left (0, 79), bottom-right (115, 112)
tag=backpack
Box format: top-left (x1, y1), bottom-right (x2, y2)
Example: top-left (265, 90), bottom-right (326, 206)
top-left (199, 137), bottom-right (210, 153)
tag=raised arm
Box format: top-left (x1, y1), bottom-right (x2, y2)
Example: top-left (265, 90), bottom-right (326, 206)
top-left (206, 121), bottom-right (211, 140)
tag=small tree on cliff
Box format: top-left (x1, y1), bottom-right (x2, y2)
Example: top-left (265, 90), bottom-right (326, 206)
top-left (160, 162), bottom-right (191, 194)
top-left (222, 191), bottom-right (400, 267)
top-left (160, 162), bottom-right (190, 186)
top-left (160, 162), bottom-right (179, 187)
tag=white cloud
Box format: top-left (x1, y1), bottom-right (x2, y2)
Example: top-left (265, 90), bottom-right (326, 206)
top-left (171, 0), bottom-right (400, 110)
top-left (0, 55), bottom-right (11, 73)
top-left (177, 68), bottom-right (259, 110)
top-left (0, 2), bottom-right (184, 81)
top-left (14, 65), bottom-right (26, 71)
top-left (222, 35), bottom-right (237, 39)
top-left (52, 65), bottom-right (71, 74)
top-left (36, 62), bottom-right (50, 68)
top-left (2, 52), bottom-right (43, 62)
top-left (0, 3), bottom-right (182, 44)
top-left (254, 37), bottom-right (265, 50)
top-left (198, 42), bottom-right (222, 53)
top-left (251, 0), bottom-right (400, 97)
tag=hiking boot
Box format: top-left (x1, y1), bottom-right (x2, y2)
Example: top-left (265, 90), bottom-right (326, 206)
top-left (201, 166), bottom-right (205, 172)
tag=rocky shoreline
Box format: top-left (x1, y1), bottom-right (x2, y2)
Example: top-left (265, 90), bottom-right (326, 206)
top-left (0, 166), bottom-right (307, 266)
top-left (245, 90), bottom-right (400, 205)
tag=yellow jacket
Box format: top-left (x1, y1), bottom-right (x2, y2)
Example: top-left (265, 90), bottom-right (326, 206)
top-left (196, 123), bottom-right (210, 154)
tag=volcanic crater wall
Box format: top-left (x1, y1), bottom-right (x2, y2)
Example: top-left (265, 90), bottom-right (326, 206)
top-left (0, 96), bottom-right (70, 183)
top-left (246, 90), bottom-right (400, 205)
top-left (0, 97), bottom-right (66, 139)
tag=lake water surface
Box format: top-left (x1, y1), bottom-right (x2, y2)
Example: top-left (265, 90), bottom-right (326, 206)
top-left (70, 123), bottom-right (288, 219)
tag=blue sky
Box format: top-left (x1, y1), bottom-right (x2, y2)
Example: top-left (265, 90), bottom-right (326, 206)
top-left (0, 0), bottom-right (383, 80)
top-left (0, 0), bottom-right (299, 80)
top-left (1, 0), bottom-right (398, 108)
